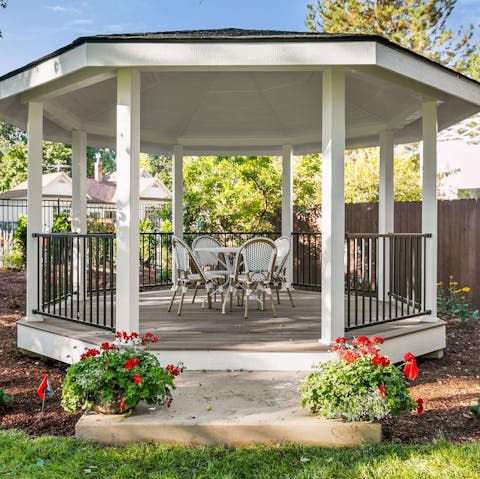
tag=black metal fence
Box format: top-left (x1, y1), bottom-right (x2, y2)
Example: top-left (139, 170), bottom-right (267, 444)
top-left (33, 233), bottom-right (116, 330)
top-left (345, 233), bottom-right (431, 330)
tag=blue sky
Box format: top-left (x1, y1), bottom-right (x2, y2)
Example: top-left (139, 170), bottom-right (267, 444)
top-left (0, 0), bottom-right (479, 76)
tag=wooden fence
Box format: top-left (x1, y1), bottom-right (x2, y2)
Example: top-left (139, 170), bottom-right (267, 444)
top-left (289, 200), bottom-right (480, 309)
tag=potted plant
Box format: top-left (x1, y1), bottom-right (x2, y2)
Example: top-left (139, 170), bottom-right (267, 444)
top-left (61, 331), bottom-right (183, 414)
top-left (299, 335), bottom-right (423, 421)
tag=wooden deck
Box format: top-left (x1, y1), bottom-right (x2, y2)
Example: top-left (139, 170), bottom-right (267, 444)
top-left (24, 289), bottom-right (443, 354)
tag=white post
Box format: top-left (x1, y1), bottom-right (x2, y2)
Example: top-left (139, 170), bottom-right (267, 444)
top-left (281, 144), bottom-right (293, 288)
top-left (71, 130), bottom-right (87, 300)
top-left (321, 69), bottom-right (345, 344)
top-left (422, 101), bottom-right (438, 321)
top-left (116, 69), bottom-right (140, 333)
top-left (378, 130), bottom-right (394, 302)
top-left (26, 102), bottom-right (43, 321)
top-left (172, 145), bottom-right (183, 240)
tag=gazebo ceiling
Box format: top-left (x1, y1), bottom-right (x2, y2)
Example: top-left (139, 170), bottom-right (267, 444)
top-left (1, 29), bottom-right (480, 155)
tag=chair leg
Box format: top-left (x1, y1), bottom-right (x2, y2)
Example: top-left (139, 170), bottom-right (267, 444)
top-left (168, 284), bottom-right (178, 312)
top-left (191, 283), bottom-right (199, 303)
top-left (178, 285), bottom-right (187, 315)
top-left (287, 287), bottom-right (295, 307)
top-left (276, 284), bottom-right (281, 304)
top-left (268, 286), bottom-right (277, 317)
top-left (244, 284), bottom-right (251, 319)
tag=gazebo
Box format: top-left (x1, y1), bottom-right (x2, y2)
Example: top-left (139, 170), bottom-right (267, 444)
top-left (1, 29), bottom-right (480, 369)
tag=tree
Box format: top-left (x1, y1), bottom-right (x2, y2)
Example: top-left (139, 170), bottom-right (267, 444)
top-left (182, 156), bottom-right (281, 231)
top-left (0, 1), bottom-right (7, 39)
top-left (306, 0), bottom-right (476, 71)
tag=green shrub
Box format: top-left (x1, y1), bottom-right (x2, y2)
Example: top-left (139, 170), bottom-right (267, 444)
top-left (0, 387), bottom-right (13, 407)
top-left (2, 215), bottom-right (27, 270)
top-left (1, 248), bottom-right (24, 270)
top-left (51, 212), bottom-right (71, 232)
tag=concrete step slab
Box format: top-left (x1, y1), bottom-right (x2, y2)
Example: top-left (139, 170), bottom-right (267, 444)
top-left (76, 371), bottom-right (381, 446)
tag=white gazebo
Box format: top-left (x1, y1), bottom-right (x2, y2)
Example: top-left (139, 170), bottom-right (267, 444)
top-left (1, 29), bottom-right (480, 369)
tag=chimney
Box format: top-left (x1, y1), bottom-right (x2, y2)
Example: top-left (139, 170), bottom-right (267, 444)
top-left (94, 157), bottom-right (103, 183)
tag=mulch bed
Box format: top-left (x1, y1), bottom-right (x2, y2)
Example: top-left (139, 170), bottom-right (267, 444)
top-left (0, 268), bottom-right (479, 442)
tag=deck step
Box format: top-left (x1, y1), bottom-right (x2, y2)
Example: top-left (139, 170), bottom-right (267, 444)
top-left (75, 371), bottom-right (381, 446)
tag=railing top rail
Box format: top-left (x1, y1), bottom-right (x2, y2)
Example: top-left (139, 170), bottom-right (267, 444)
top-left (33, 232), bottom-right (116, 238)
top-left (345, 233), bottom-right (432, 239)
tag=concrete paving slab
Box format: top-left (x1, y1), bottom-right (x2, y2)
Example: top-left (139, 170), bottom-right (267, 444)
top-left (76, 371), bottom-right (381, 446)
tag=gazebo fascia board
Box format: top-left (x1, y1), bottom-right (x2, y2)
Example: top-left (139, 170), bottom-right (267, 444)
top-left (1, 32), bottom-right (480, 105)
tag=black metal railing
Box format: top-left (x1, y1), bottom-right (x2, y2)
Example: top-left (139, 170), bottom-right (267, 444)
top-left (32, 230), bottom-right (431, 332)
top-left (291, 232), bottom-right (321, 289)
top-left (345, 233), bottom-right (431, 330)
top-left (33, 233), bottom-right (116, 330)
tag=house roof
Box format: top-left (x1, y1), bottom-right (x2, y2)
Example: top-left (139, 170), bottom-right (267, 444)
top-left (0, 28), bottom-right (479, 155)
top-left (0, 171), bottom-right (171, 203)
top-left (0, 172), bottom-right (76, 199)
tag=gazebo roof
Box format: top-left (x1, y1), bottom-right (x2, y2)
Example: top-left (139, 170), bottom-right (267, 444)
top-left (1, 28), bottom-right (480, 155)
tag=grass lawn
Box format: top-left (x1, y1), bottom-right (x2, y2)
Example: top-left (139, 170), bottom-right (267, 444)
top-left (0, 430), bottom-right (479, 479)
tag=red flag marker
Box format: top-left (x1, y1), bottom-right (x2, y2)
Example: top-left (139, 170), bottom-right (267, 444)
top-left (36, 374), bottom-right (54, 399)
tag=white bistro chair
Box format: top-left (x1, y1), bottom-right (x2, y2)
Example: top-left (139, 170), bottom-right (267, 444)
top-left (223, 237), bottom-right (277, 319)
top-left (168, 236), bottom-right (225, 315)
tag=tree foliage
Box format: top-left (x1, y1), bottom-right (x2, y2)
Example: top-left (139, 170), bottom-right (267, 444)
top-left (306, 0), bottom-right (476, 71)
top-left (0, 1), bottom-right (7, 39)
top-left (182, 156), bottom-right (281, 232)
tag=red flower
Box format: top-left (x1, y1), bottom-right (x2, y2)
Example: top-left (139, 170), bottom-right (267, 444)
top-left (416, 398), bottom-right (424, 414)
top-left (101, 342), bottom-right (112, 350)
top-left (371, 354), bottom-right (390, 367)
top-left (166, 397), bottom-right (173, 408)
top-left (152, 336), bottom-right (159, 343)
top-left (403, 357), bottom-right (419, 381)
top-left (338, 350), bottom-right (359, 363)
top-left (166, 364), bottom-right (180, 376)
top-left (351, 336), bottom-right (368, 346)
top-left (378, 385), bottom-right (386, 399)
top-left (80, 348), bottom-right (101, 360)
top-left (335, 337), bottom-right (346, 344)
top-left (118, 396), bottom-right (126, 410)
top-left (145, 333), bottom-right (153, 339)
top-left (124, 358), bottom-right (140, 370)
top-left (368, 336), bottom-right (384, 345)
top-left (133, 374), bottom-right (142, 384)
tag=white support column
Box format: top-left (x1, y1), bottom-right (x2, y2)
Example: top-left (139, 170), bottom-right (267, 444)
top-left (71, 130), bottom-right (87, 300)
top-left (26, 102), bottom-right (43, 321)
top-left (378, 130), bottom-right (394, 301)
top-left (116, 69), bottom-right (140, 333)
top-left (422, 101), bottom-right (438, 321)
top-left (281, 144), bottom-right (293, 287)
top-left (321, 69), bottom-right (345, 344)
top-left (71, 130), bottom-right (87, 234)
top-left (172, 144), bottom-right (183, 240)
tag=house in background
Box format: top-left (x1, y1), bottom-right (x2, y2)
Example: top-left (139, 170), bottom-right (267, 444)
top-left (437, 113), bottom-right (480, 199)
top-left (0, 161), bottom-right (171, 229)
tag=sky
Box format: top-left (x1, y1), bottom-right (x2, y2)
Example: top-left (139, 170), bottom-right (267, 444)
top-left (1, 0), bottom-right (480, 76)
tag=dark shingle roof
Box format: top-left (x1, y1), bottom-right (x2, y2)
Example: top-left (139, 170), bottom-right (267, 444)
top-left (0, 28), bottom-right (477, 86)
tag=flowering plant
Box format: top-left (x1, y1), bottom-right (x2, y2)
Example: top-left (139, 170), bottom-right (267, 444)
top-left (299, 336), bottom-right (423, 421)
top-left (61, 331), bottom-right (183, 414)
top-left (437, 277), bottom-right (479, 323)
